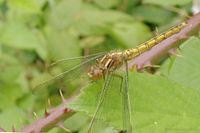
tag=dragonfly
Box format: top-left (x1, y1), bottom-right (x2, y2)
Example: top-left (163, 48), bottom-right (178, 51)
top-left (33, 21), bottom-right (187, 133)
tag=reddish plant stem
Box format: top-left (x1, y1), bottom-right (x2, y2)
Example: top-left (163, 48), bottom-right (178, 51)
top-left (128, 13), bottom-right (200, 69)
top-left (21, 97), bottom-right (74, 133)
top-left (0, 127), bottom-right (6, 132)
top-left (20, 13), bottom-right (200, 133)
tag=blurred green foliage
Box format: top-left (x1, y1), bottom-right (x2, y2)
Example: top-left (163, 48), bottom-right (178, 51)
top-left (1, 0), bottom-right (199, 133)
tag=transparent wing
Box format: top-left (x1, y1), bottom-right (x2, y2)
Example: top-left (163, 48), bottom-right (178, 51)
top-left (88, 70), bottom-right (114, 133)
top-left (121, 60), bottom-right (133, 133)
top-left (31, 52), bottom-right (106, 93)
top-left (87, 70), bottom-right (131, 132)
top-left (49, 52), bottom-right (106, 67)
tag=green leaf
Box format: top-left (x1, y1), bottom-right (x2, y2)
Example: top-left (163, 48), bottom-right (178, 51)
top-left (0, 22), bottom-right (40, 50)
top-left (65, 113), bottom-right (117, 133)
top-left (0, 107), bottom-right (26, 131)
top-left (0, 84), bottom-right (25, 109)
top-left (0, 64), bottom-right (22, 84)
top-left (74, 7), bottom-right (134, 36)
top-left (67, 72), bottom-right (200, 132)
top-left (109, 22), bottom-right (151, 48)
top-left (143, 0), bottom-right (192, 6)
top-left (0, 54), bottom-right (23, 84)
top-left (48, 0), bottom-right (82, 29)
top-left (7, 0), bottom-right (44, 14)
top-left (131, 5), bottom-right (175, 25)
top-left (44, 25), bottom-right (81, 60)
top-left (64, 112), bottom-right (89, 132)
top-left (0, 22), bottom-right (47, 59)
top-left (160, 37), bottom-right (200, 89)
top-left (6, 0), bottom-right (46, 26)
top-left (93, 0), bottom-right (121, 9)
top-left (126, 0), bottom-right (140, 12)
top-left (0, 44), bottom-right (2, 58)
top-left (30, 71), bottom-right (54, 92)
top-left (0, 0), bottom-right (3, 5)
top-left (0, 54), bottom-right (26, 109)
top-left (16, 93), bottom-right (36, 111)
top-left (34, 30), bottom-right (48, 60)
top-left (80, 35), bottom-right (105, 48)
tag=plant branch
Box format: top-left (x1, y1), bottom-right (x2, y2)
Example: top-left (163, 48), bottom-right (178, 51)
top-left (20, 13), bottom-right (200, 133)
top-left (21, 96), bottom-right (74, 133)
top-left (128, 12), bottom-right (200, 70)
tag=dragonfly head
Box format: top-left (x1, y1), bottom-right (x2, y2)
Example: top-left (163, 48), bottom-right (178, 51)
top-left (87, 65), bottom-right (103, 81)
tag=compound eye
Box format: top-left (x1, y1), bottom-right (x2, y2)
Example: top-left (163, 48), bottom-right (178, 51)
top-left (88, 67), bottom-right (103, 80)
top-left (93, 69), bottom-right (102, 79)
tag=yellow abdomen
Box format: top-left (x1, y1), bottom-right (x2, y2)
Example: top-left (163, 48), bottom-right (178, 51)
top-left (124, 21), bottom-right (187, 60)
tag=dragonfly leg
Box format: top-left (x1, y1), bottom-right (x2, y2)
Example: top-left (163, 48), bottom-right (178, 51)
top-left (88, 71), bottom-right (113, 133)
top-left (111, 72), bottom-right (132, 133)
top-left (123, 60), bottom-right (133, 133)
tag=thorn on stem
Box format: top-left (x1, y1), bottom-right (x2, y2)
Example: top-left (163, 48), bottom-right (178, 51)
top-left (154, 27), bottom-right (160, 36)
top-left (144, 64), bottom-right (160, 68)
top-left (64, 108), bottom-right (71, 113)
top-left (130, 64), bottom-right (138, 71)
top-left (57, 122), bottom-right (71, 132)
top-left (44, 109), bottom-right (50, 117)
top-left (59, 89), bottom-right (66, 102)
top-left (168, 48), bottom-right (183, 57)
top-left (33, 112), bottom-right (39, 119)
top-left (48, 98), bottom-right (51, 108)
top-left (12, 125), bottom-right (16, 132)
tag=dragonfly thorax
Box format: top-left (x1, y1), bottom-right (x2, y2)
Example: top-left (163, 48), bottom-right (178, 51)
top-left (87, 51), bottom-right (124, 80)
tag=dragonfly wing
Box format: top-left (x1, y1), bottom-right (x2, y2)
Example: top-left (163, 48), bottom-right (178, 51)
top-left (49, 52), bottom-right (106, 67)
top-left (31, 53), bottom-right (105, 93)
top-left (88, 70), bottom-right (114, 133)
top-left (121, 60), bottom-right (133, 133)
top-left (87, 61), bottom-right (133, 133)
